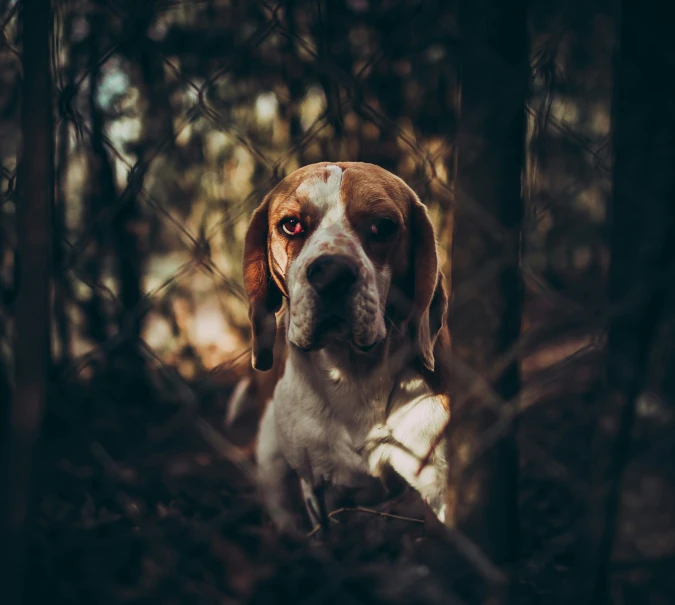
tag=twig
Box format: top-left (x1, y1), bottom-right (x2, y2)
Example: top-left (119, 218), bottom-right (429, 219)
top-left (306, 506), bottom-right (424, 538)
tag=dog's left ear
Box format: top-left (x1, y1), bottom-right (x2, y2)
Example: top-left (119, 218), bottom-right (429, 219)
top-left (243, 197), bottom-right (283, 371)
top-left (409, 195), bottom-right (448, 372)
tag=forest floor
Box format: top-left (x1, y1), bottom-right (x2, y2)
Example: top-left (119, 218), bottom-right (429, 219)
top-left (21, 287), bottom-right (671, 605)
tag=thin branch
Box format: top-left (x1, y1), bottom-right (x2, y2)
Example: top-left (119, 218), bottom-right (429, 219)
top-left (306, 506), bottom-right (424, 539)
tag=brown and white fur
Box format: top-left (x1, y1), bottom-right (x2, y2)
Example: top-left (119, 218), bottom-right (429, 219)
top-left (242, 162), bottom-right (451, 534)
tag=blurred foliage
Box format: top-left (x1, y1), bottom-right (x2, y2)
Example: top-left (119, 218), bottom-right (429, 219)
top-left (1, 0), bottom-right (613, 382)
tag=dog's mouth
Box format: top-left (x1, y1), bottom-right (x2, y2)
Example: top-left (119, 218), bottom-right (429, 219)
top-left (351, 340), bottom-right (379, 353)
top-left (291, 337), bottom-right (383, 355)
top-left (290, 313), bottom-right (383, 354)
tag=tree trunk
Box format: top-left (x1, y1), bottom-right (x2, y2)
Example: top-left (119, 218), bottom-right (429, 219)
top-left (582, 1), bottom-right (675, 602)
top-left (1, 1), bottom-right (54, 603)
top-left (446, 0), bottom-right (529, 571)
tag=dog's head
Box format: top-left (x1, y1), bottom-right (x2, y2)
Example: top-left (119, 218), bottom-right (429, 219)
top-left (243, 162), bottom-right (447, 372)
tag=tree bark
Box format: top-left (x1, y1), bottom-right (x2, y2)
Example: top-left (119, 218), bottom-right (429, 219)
top-left (446, 0), bottom-right (529, 571)
top-left (582, 1), bottom-right (675, 602)
top-left (1, 1), bottom-right (54, 604)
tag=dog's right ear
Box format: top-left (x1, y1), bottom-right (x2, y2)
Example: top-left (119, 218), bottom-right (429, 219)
top-left (243, 197), bottom-right (282, 371)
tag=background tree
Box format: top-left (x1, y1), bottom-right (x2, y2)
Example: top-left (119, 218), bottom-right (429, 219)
top-left (583, 0), bottom-right (675, 602)
top-left (446, 0), bottom-right (529, 570)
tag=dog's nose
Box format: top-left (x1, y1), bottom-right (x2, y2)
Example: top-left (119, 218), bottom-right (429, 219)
top-left (306, 255), bottom-right (359, 297)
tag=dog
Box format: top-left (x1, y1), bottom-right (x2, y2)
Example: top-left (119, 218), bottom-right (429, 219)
top-left (242, 162), bottom-right (451, 533)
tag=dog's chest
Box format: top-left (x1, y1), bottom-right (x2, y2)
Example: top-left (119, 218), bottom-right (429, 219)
top-left (287, 370), bottom-right (392, 485)
top-left (325, 374), bottom-right (389, 424)
top-left (324, 376), bottom-right (389, 451)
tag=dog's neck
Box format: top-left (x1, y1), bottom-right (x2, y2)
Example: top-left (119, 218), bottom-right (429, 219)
top-left (285, 322), bottom-right (416, 424)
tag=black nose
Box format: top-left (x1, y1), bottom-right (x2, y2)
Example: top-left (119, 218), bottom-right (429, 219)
top-left (306, 255), bottom-right (359, 296)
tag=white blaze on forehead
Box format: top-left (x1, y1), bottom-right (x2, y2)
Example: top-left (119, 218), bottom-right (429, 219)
top-left (296, 164), bottom-right (345, 224)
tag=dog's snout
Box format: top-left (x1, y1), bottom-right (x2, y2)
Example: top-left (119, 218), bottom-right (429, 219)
top-left (306, 255), bottom-right (359, 296)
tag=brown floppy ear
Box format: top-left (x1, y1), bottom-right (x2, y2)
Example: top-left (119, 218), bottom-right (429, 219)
top-left (243, 198), bottom-right (283, 371)
top-left (409, 196), bottom-right (448, 372)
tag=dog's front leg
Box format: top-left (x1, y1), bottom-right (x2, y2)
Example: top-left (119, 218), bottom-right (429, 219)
top-left (255, 403), bottom-right (302, 535)
top-left (366, 395), bottom-right (450, 524)
top-left (381, 446), bottom-right (448, 523)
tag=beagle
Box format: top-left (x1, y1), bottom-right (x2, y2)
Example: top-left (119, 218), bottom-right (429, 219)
top-left (242, 162), bottom-right (451, 533)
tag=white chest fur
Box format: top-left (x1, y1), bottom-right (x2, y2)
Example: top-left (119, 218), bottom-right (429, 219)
top-left (255, 345), bottom-right (450, 531)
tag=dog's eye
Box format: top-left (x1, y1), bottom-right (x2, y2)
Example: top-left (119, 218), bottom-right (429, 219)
top-left (369, 218), bottom-right (398, 242)
top-left (280, 218), bottom-right (304, 237)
